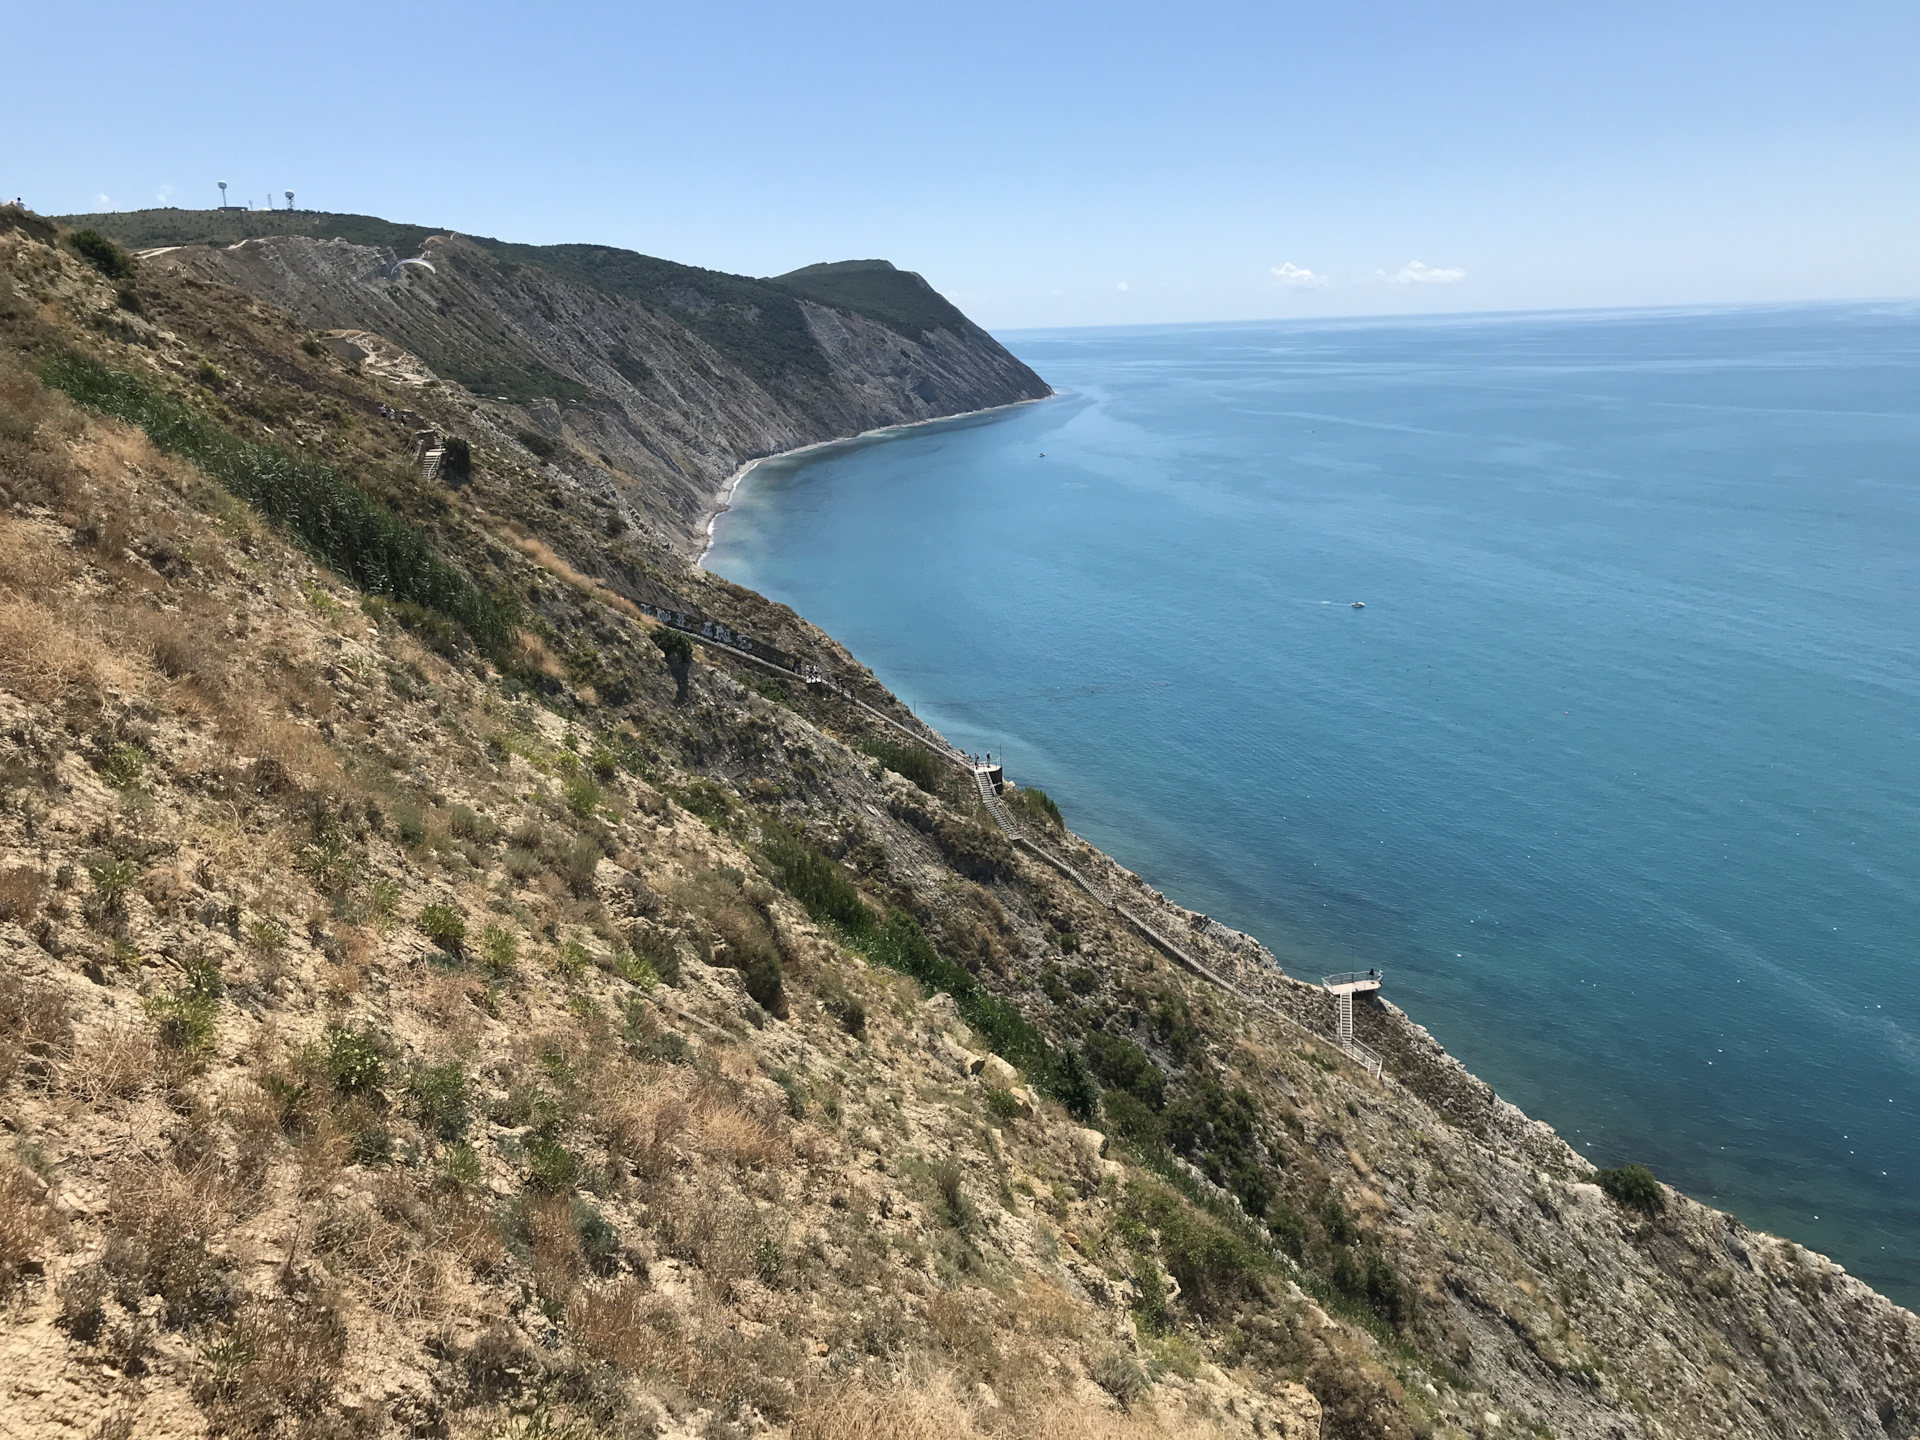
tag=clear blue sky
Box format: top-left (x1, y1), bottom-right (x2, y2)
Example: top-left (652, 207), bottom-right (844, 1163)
top-left (11, 1), bottom-right (1918, 328)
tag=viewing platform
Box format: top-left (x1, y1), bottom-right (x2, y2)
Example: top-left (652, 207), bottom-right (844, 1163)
top-left (1322, 971), bottom-right (1385, 1078)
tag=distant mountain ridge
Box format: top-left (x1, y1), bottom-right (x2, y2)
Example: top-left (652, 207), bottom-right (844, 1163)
top-left (58, 208), bottom-right (1049, 554)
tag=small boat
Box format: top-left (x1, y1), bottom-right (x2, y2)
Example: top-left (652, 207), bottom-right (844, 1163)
top-left (1351, 601), bottom-right (1365, 609)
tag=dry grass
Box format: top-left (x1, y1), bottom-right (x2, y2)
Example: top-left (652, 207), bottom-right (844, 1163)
top-left (0, 864), bottom-right (48, 923)
top-left (659, 1174), bottom-right (764, 1284)
top-left (696, 1097), bottom-right (790, 1169)
top-left (597, 1063), bottom-right (790, 1175)
top-left (316, 1195), bottom-right (449, 1321)
top-left (100, 1155), bottom-right (234, 1327)
top-left (0, 1162), bottom-right (51, 1298)
top-left (0, 971), bottom-right (72, 1091)
top-left (191, 1294), bottom-right (348, 1435)
top-left (68, 1020), bottom-right (157, 1102)
top-left (569, 1274), bottom-right (657, 1372)
top-left (0, 593), bottom-right (149, 703)
top-left (793, 1378), bottom-right (1227, 1440)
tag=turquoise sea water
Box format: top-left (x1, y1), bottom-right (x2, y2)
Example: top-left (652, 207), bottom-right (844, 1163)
top-left (705, 304), bottom-right (1920, 1305)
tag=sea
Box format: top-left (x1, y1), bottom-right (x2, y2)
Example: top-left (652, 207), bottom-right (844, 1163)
top-left (704, 303), bottom-right (1920, 1307)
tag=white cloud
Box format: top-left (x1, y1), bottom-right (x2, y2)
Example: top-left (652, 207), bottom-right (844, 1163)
top-left (95, 193), bottom-right (111, 210)
top-left (1383, 260), bottom-right (1466, 285)
top-left (1270, 262), bottom-right (1327, 289)
top-left (157, 183), bottom-right (174, 204)
top-left (1117, 280), bottom-right (1130, 291)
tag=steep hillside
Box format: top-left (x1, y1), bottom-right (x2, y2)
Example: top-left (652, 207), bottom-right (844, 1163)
top-left (2, 208), bottom-right (1918, 1440)
top-left (57, 209), bottom-right (1050, 557)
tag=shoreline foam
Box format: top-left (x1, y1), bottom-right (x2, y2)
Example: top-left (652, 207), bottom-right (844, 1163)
top-left (695, 394), bottom-right (1052, 569)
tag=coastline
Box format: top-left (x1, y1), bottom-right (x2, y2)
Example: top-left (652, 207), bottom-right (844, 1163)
top-left (695, 393), bottom-right (1053, 569)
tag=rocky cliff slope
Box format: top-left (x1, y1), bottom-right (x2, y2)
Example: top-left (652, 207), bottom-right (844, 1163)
top-left (57, 209), bottom-right (1051, 557)
top-left (1, 208), bottom-right (1917, 1440)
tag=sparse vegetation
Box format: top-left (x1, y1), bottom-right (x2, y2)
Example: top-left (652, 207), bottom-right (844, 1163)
top-left (1597, 1162), bottom-right (1666, 1216)
top-left (40, 351), bottom-right (517, 652)
top-left (858, 733), bottom-right (948, 794)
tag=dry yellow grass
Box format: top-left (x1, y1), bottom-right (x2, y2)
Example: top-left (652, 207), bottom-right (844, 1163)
top-left (792, 1378), bottom-right (1227, 1440)
top-left (0, 593), bottom-right (148, 703)
top-left (67, 1021), bottom-right (157, 1102)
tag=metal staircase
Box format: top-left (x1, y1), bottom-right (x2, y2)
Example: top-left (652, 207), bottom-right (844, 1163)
top-left (1321, 971), bottom-right (1384, 1077)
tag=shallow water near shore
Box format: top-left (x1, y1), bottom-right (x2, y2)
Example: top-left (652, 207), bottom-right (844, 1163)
top-left (706, 303), bottom-right (1920, 1305)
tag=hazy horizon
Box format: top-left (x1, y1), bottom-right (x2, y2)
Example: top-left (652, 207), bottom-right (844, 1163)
top-left (13, 1), bottom-right (1919, 330)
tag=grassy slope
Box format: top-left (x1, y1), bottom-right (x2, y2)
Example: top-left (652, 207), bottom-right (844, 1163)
top-left (1, 213), bottom-right (1379, 1440)
top-left (773, 260), bottom-right (977, 341)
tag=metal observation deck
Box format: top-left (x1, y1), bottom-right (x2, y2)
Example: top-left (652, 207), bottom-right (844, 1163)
top-left (1322, 971), bottom-right (1384, 1078)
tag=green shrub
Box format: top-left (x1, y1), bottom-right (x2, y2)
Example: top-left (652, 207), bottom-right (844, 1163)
top-left (741, 948), bottom-right (786, 1017)
top-left (651, 628), bottom-right (691, 666)
top-left (1100, 1089), bottom-right (1165, 1149)
top-left (1128, 1182), bottom-right (1270, 1316)
top-left (447, 804), bottom-right (495, 842)
top-left (1163, 1079), bottom-right (1272, 1217)
top-left (415, 902), bottom-right (467, 957)
top-left (40, 352), bottom-right (517, 652)
top-left (821, 978), bottom-right (866, 1037)
top-left (394, 804), bottom-right (428, 847)
top-left (609, 946), bottom-right (657, 989)
top-left (636, 1031), bottom-right (693, 1066)
top-left (673, 779), bottom-right (735, 825)
top-left (987, 1088), bottom-right (1022, 1122)
top-left (1596, 1163), bottom-right (1665, 1216)
top-left (479, 924), bottom-right (519, 979)
top-left (324, 1027), bottom-right (386, 1094)
top-left (437, 1143), bottom-right (483, 1190)
top-left (526, 1136), bottom-right (579, 1193)
top-left (1321, 1196), bottom-right (1358, 1248)
top-left (762, 823), bottom-right (1099, 1120)
top-left (1007, 785), bottom-right (1063, 830)
top-left (556, 937), bottom-right (593, 982)
top-left (575, 1202), bottom-right (620, 1273)
top-left (350, 1125), bottom-right (393, 1166)
top-left (88, 856), bottom-right (140, 913)
top-left (406, 1062), bottom-right (469, 1142)
top-left (562, 776), bottom-right (601, 818)
top-left (761, 823), bottom-right (872, 933)
top-left (1085, 1032), bottom-right (1165, 1110)
top-left (856, 735), bottom-right (946, 794)
top-left (68, 228), bottom-right (134, 280)
top-left (559, 834), bottom-right (602, 893)
top-left (103, 744), bottom-right (147, 789)
top-left (1266, 1203), bottom-right (1307, 1259)
top-left (516, 430), bottom-right (557, 460)
top-left (770, 1067), bottom-right (806, 1119)
top-left (753, 1234), bottom-right (784, 1287)
top-left (628, 929), bottom-right (680, 987)
top-left (146, 988), bottom-right (218, 1056)
top-left (1131, 1256), bottom-right (1170, 1335)
top-left (932, 1158), bottom-right (976, 1232)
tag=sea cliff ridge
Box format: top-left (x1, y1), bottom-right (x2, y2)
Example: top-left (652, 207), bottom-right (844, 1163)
top-left (0, 203), bottom-right (1913, 1440)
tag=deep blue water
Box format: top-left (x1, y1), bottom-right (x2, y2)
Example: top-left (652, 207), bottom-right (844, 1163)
top-left (706, 304), bottom-right (1920, 1306)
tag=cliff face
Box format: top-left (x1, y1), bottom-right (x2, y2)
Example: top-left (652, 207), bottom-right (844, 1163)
top-left (5, 209), bottom-right (1919, 1440)
top-left (70, 212), bottom-right (1048, 556)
